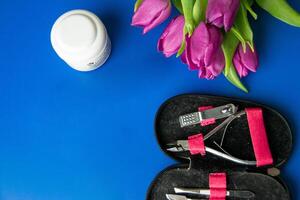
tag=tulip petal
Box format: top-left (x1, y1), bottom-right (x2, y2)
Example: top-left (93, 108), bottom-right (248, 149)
top-left (233, 44), bottom-right (258, 78)
top-left (207, 49), bottom-right (225, 76)
top-left (204, 24), bottom-right (223, 65)
top-left (181, 36), bottom-right (199, 70)
top-left (204, 44), bottom-right (215, 66)
top-left (233, 51), bottom-right (246, 78)
top-left (223, 0), bottom-right (240, 31)
top-left (189, 23), bottom-right (209, 66)
top-left (206, 0), bottom-right (223, 23)
top-left (157, 16), bottom-right (185, 57)
top-left (241, 67), bottom-right (249, 77)
top-left (131, 0), bottom-right (171, 34)
top-left (182, 22), bottom-right (224, 73)
top-left (198, 66), bottom-right (209, 79)
top-left (143, 3), bottom-right (171, 34)
top-left (206, 0), bottom-right (240, 31)
top-left (198, 67), bottom-right (215, 80)
top-left (181, 49), bottom-right (198, 71)
top-left (240, 45), bottom-right (258, 72)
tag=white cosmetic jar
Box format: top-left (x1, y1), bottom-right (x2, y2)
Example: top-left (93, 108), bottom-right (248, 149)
top-left (51, 10), bottom-right (111, 71)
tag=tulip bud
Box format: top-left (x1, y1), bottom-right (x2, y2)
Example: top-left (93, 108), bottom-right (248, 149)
top-left (131, 0), bottom-right (171, 34)
top-left (233, 43), bottom-right (259, 78)
top-left (157, 16), bottom-right (185, 57)
top-left (206, 0), bottom-right (240, 31)
top-left (199, 49), bottom-right (225, 79)
top-left (181, 22), bottom-right (225, 79)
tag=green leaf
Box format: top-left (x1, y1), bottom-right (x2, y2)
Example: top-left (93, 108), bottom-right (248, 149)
top-left (242, 0), bottom-right (257, 19)
top-left (176, 28), bottom-right (187, 57)
top-left (231, 27), bottom-right (247, 51)
top-left (256, 0), bottom-right (300, 27)
top-left (222, 30), bottom-right (240, 75)
top-left (248, 0), bottom-right (254, 5)
top-left (224, 65), bottom-right (249, 93)
top-left (222, 30), bottom-right (248, 92)
top-left (232, 3), bottom-right (254, 51)
top-left (134, 0), bottom-right (143, 12)
top-left (193, 0), bottom-right (207, 25)
top-left (193, 0), bottom-right (202, 25)
top-left (176, 39), bottom-right (186, 57)
top-left (181, 0), bottom-right (196, 36)
top-left (172, 0), bottom-right (183, 14)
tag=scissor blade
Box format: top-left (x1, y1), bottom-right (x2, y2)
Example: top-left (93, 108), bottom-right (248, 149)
top-left (166, 141), bottom-right (189, 152)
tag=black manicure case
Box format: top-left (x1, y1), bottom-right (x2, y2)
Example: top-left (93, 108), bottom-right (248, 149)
top-left (147, 94), bottom-right (293, 200)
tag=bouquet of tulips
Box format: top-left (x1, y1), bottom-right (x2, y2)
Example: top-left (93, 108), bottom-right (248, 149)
top-left (131, 0), bottom-right (300, 92)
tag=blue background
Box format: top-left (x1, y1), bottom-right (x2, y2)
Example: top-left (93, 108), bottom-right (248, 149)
top-left (0, 0), bottom-right (300, 199)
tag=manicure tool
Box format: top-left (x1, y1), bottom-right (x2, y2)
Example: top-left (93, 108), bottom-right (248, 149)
top-left (166, 194), bottom-right (205, 200)
top-left (174, 187), bottom-right (255, 199)
top-left (179, 104), bottom-right (237, 128)
top-left (167, 106), bottom-right (258, 165)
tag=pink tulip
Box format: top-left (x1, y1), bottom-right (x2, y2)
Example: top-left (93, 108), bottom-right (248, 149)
top-left (233, 43), bottom-right (259, 78)
top-left (181, 22), bottom-right (225, 79)
top-left (157, 15), bottom-right (185, 57)
top-left (206, 0), bottom-right (240, 32)
top-left (198, 49), bottom-right (225, 79)
top-left (131, 0), bottom-right (171, 34)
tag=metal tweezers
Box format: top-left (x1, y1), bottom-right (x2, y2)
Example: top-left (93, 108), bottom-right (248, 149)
top-left (174, 187), bottom-right (255, 198)
top-left (167, 109), bottom-right (257, 166)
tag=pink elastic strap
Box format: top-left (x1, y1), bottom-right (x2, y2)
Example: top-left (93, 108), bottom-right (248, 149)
top-left (199, 106), bottom-right (216, 126)
top-left (188, 133), bottom-right (206, 156)
top-left (246, 108), bottom-right (273, 167)
top-left (209, 173), bottom-right (227, 200)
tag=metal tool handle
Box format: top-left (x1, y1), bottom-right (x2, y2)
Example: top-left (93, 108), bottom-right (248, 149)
top-left (179, 104), bottom-right (237, 128)
top-left (174, 188), bottom-right (255, 199)
top-left (206, 147), bottom-right (257, 165)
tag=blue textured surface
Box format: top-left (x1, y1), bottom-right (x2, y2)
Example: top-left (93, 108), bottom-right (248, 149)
top-left (0, 0), bottom-right (300, 199)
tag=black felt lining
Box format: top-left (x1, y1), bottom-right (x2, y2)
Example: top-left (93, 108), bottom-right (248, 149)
top-left (155, 94), bottom-right (292, 169)
top-left (147, 166), bottom-right (290, 200)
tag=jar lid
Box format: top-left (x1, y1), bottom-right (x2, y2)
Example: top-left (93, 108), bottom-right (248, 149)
top-left (51, 10), bottom-right (108, 71)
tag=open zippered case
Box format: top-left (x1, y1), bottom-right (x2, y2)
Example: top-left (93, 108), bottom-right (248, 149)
top-left (147, 94), bottom-right (293, 200)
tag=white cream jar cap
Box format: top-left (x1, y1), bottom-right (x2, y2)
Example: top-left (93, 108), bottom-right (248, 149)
top-left (51, 10), bottom-right (111, 71)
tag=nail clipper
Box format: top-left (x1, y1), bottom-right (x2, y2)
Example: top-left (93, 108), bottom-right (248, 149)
top-left (167, 105), bottom-right (257, 165)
